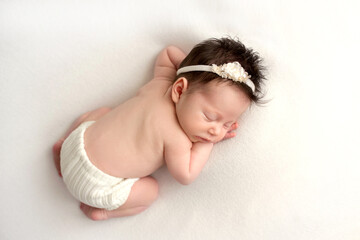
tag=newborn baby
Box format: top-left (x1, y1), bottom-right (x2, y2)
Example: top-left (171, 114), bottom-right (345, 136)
top-left (53, 37), bottom-right (266, 220)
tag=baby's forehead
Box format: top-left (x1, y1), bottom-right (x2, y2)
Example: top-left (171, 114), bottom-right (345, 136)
top-left (197, 81), bottom-right (243, 99)
top-left (195, 82), bottom-right (250, 117)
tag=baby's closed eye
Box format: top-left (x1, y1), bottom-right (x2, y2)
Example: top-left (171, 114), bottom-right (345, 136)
top-left (203, 112), bottom-right (217, 121)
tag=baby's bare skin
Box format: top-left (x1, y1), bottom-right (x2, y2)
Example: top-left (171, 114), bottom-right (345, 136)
top-left (85, 80), bottom-right (176, 178)
top-left (82, 47), bottom-right (190, 179)
top-left (53, 46), bottom-right (248, 220)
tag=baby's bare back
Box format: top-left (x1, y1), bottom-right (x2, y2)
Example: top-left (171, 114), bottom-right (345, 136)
top-left (84, 80), bottom-right (175, 178)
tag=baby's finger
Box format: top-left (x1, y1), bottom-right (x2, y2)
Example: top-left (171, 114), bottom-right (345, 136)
top-left (230, 122), bottom-right (239, 131)
top-left (223, 131), bottom-right (236, 140)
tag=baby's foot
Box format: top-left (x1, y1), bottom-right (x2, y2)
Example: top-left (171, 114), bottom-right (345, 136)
top-left (80, 203), bottom-right (109, 221)
top-left (52, 139), bottom-right (63, 177)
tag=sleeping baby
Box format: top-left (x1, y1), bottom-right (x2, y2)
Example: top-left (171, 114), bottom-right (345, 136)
top-left (52, 37), bottom-right (266, 220)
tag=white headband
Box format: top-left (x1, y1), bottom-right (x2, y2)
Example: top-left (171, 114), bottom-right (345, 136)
top-left (176, 61), bottom-right (255, 93)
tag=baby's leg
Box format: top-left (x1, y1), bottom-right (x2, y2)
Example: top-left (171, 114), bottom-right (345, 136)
top-left (52, 107), bottom-right (111, 177)
top-left (80, 176), bottom-right (159, 221)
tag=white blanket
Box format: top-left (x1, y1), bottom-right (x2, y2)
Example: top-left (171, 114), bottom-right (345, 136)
top-left (1, 1), bottom-right (359, 239)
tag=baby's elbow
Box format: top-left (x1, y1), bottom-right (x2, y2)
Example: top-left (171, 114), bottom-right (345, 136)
top-left (165, 45), bottom-right (179, 52)
top-left (178, 179), bottom-right (191, 186)
top-left (176, 174), bottom-right (193, 185)
top-left (169, 169), bottom-right (192, 185)
top-left (178, 179), bottom-right (190, 185)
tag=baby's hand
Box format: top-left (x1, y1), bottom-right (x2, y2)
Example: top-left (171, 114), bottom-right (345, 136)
top-left (222, 122), bottom-right (239, 141)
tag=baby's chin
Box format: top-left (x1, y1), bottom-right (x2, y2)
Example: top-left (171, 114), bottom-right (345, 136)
top-left (185, 133), bottom-right (221, 143)
top-left (193, 136), bottom-right (215, 143)
top-left (186, 135), bottom-right (201, 143)
top-left (188, 136), bottom-right (198, 143)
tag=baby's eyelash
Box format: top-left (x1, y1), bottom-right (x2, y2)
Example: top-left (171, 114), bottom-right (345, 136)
top-left (203, 114), bottom-right (208, 120)
top-left (203, 113), bottom-right (212, 121)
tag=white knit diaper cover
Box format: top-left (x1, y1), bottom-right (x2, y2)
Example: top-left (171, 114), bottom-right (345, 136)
top-left (60, 121), bottom-right (139, 210)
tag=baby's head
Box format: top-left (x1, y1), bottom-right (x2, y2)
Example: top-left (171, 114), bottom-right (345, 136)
top-left (175, 37), bottom-right (266, 103)
top-left (171, 38), bottom-right (266, 143)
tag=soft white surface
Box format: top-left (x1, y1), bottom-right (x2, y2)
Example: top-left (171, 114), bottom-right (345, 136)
top-left (1, 1), bottom-right (360, 239)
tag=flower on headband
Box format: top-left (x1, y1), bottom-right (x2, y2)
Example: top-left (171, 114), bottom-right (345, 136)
top-left (176, 61), bottom-right (256, 92)
top-left (211, 62), bottom-right (251, 83)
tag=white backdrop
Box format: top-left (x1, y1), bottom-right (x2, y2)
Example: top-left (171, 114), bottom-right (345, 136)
top-left (1, 1), bottom-right (359, 239)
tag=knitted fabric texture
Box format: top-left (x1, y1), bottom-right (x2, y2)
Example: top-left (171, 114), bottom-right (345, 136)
top-left (60, 121), bottom-right (138, 210)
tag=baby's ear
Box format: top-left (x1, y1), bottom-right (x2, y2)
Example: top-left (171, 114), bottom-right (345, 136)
top-left (171, 77), bottom-right (188, 103)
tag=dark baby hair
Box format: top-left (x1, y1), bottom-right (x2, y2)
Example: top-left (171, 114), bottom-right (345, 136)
top-left (176, 37), bottom-right (266, 104)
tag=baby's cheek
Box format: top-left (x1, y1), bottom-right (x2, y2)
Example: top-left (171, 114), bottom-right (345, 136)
top-left (217, 132), bottom-right (227, 142)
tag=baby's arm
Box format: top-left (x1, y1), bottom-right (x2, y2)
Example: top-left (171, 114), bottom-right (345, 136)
top-left (165, 141), bottom-right (214, 185)
top-left (153, 46), bottom-right (186, 80)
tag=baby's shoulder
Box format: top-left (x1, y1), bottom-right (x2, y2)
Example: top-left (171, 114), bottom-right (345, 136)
top-left (162, 120), bottom-right (192, 150)
top-left (136, 78), bottom-right (171, 97)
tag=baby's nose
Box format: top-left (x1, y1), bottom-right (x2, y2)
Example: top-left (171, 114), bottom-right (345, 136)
top-left (209, 125), bottom-right (221, 136)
